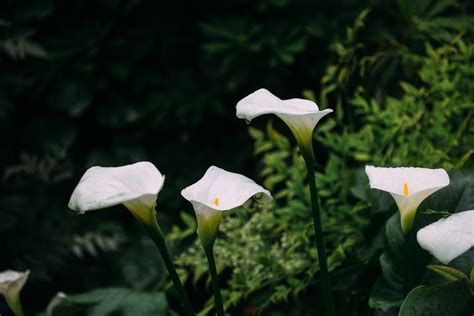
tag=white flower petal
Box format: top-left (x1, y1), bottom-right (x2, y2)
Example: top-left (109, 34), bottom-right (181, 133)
top-left (391, 187), bottom-right (448, 216)
top-left (237, 89), bottom-right (323, 118)
top-left (181, 165), bottom-right (272, 213)
top-left (417, 210), bottom-right (474, 264)
top-left (365, 166), bottom-right (449, 197)
top-left (0, 270), bottom-right (29, 315)
top-left (365, 166), bottom-right (450, 232)
top-left (0, 271), bottom-right (24, 285)
top-left (68, 161), bottom-right (164, 214)
top-left (0, 270), bottom-right (29, 299)
top-left (236, 89), bottom-right (332, 147)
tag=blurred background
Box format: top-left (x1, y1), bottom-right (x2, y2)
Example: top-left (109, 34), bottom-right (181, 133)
top-left (1, 0), bottom-right (473, 315)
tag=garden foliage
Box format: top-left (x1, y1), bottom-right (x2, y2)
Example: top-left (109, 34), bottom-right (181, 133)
top-left (0, 0), bottom-right (473, 314)
top-left (172, 4), bottom-right (474, 315)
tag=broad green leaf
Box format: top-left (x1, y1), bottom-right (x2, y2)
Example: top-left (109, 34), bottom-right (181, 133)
top-left (399, 281), bottom-right (473, 315)
top-left (422, 171), bottom-right (474, 215)
top-left (369, 213), bottom-right (429, 311)
top-left (67, 288), bottom-right (168, 316)
top-left (369, 277), bottom-right (404, 311)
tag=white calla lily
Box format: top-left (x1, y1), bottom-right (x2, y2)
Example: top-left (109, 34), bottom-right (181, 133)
top-left (236, 88), bottom-right (332, 155)
top-left (68, 161), bottom-right (165, 226)
top-left (417, 210), bottom-right (474, 264)
top-left (46, 292), bottom-right (67, 316)
top-left (365, 166), bottom-right (450, 233)
top-left (0, 270), bottom-right (30, 316)
top-left (68, 162), bottom-right (196, 314)
top-left (181, 166), bottom-right (272, 248)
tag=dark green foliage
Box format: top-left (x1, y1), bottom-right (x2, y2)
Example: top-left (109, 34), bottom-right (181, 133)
top-left (318, 36), bottom-right (474, 169)
top-left (173, 3), bottom-right (474, 314)
top-left (63, 288), bottom-right (168, 316)
top-left (0, 0), bottom-right (473, 315)
top-left (399, 281), bottom-right (473, 315)
top-left (172, 124), bottom-right (373, 314)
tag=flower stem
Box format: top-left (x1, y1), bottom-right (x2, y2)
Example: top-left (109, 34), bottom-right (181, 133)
top-left (11, 301), bottom-right (24, 316)
top-left (204, 246), bottom-right (225, 316)
top-left (303, 154), bottom-right (335, 316)
top-left (144, 214), bottom-right (195, 316)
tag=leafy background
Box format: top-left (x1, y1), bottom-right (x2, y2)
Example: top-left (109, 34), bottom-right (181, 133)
top-left (0, 0), bottom-right (473, 315)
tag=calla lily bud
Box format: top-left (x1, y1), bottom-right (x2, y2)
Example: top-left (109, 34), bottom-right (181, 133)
top-left (365, 166), bottom-right (450, 233)
top-left (46, 292), bottom-right (69, 316)
top-left (0, 270), bottom-right (30, 316)
top-left (417, 210), bottom-right (474, 264)
top-left (181, 166), bottom-right (272, 249)
top-left (236, 88), bottom-right (332, 157)
top-left (68, 161), bottom-right (165, 227)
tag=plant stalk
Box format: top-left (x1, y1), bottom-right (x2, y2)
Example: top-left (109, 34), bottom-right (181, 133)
top-left (12, 303), bottom-right (24, 316)
top-left (303, 154), bottom-right (335, 316)
top-left (144, 214), bottom-right (195, 316)
top-left (204, 246), bottom-right (225, 316)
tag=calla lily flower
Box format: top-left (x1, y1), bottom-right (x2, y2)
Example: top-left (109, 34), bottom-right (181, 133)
top-left (236, 88), bottom-right (333, 156)
top-left (365, 166), bottom-right (450, 233)
top-left (182, 166), bottom-right (272, 316)
top-left (46, 292), bottom-right (68, 316)
top-left (417, 210), bottom-right (474, 264)
top-left (0, 270), bottom-right (30, 316)
top-left (237, 89), bottom-right (336, 313)
top-left (68, 161), bottom-right (165, 227)
top-left (68, 162), bottom-right (195, 315)
top-left (181, 166), bottom-right (272, 248)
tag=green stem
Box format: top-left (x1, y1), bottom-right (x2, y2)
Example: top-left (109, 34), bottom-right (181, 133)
top-left (144, 215), bottom-right (195, 316)
top-left (204, 246), bottom-right (225, 316)
top-left (12, 301), bottom-right (24, 316)
top-left (303, 154), bottom-right (335, 316)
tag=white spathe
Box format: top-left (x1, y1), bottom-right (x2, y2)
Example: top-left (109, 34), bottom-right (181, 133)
top-left (0, 270), bottom-right (29, 295)
top-left (68, 162), bottom-right (164, 224)
top-left (417, 210), bottom-right (474, 264)
top-left (46, 292), bottom-right (67, 316)
top-left (181, 166), bottom-right (272, 247)
top-left (236, 88), bottom-right (332, 150)
top-left (181, 165), bottom-right (272, 213)
top-left (365, 166), bottom-right (450, 233)
top-left (0, 270), bottom-right (30, 314)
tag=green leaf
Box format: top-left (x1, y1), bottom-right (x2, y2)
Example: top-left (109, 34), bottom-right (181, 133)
top-left (369, 277), bottom-right (404, 311)
top-left (399, 281), bottom-right (473, 315)
top-left (369, 213), bottom-right (424, 312)
top-left (448, 248), bottom-right (474, 278)
top-left (423, 171), bottom-right (474, 215)
top-left (427, 265), bottom-right (468, 283)
top-left (426, 0), bottom-right (457, 18)
top-left (67, 288), bottom-right (168, 316)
